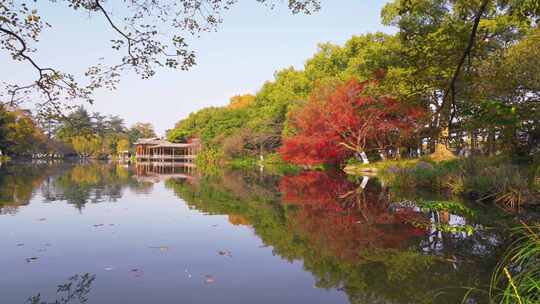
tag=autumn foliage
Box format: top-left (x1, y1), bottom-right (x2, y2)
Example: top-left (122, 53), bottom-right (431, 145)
top-left (279, 79), bottom-right (424, 165)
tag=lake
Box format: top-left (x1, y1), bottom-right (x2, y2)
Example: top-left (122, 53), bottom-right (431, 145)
top-left (0, 162), bottom-right (510, 304)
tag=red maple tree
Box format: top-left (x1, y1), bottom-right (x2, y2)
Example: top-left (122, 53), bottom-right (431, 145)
top-left (280, 79), bottom-right (424, 165)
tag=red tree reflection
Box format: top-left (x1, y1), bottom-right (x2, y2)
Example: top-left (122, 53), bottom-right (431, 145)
top-left (279, 171), bottom-right (426, 262)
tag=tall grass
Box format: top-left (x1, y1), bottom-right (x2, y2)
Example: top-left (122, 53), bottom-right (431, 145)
top-left (353, 156), bottom-right (538, 209)
top-left (490, 223), bottom-right (540, 304)
top-left (448, 157), bottom-right (534, 210)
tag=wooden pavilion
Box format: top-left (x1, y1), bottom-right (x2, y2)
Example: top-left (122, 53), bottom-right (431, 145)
top-left (134, 138), bottom-right (201, 162)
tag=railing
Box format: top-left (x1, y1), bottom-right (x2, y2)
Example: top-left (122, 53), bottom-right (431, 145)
top-left (135, 154), bottom-right (196, 160)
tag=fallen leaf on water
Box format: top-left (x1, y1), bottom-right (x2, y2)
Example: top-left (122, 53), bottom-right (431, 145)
top-left (148, 246), bottom-right (169, 252)
top-left (25, 257), bottom-right (39, 263)
top-left (16, 243), bottom-right (24, 247)
top-left (204, 275), bottom-right (216, 284)
top-left (93, 224), bottom-right (104, 227)
top-left (218, 250), bottom-right (232, 257)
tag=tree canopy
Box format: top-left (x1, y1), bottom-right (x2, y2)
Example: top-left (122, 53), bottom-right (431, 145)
top-left (168, 0), bottom-right (540, 165)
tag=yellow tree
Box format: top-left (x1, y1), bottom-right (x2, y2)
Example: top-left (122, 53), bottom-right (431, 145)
top-left (116, 138), bottom-right (130, 154)
top-left (71, 136), bottom-right (101, 158)
top-left (227, 94), bottom-right (255, 110)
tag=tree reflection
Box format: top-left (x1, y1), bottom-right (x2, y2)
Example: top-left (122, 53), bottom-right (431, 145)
top-left (279, 171), bottom-right (427, 262)
top-left (0, 162), bottom-right (151, 212)
top-left (26, 273), bottom-right (95, 304)
top-left (168, 168), bottom-right (503, 304)
top-left (0, 163), bottom-right (54, 214)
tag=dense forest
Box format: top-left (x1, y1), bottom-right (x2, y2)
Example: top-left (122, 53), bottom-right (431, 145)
top-left (167, 1), bottom-right (540, 166)
top-left (0, 105), bottom-right (156, 159)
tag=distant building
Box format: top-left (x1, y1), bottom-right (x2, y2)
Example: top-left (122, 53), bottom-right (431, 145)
top-left (134, 138), bottom-right (201, 162)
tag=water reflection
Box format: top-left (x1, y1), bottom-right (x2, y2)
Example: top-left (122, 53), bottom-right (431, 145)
top-left (166, 169), bottom-right (504, 303)
top-left (0, 163), bottom-right (506, 304)
top-left (135, 162), bottom-right (197, 184)
top-left (0, 163), bottom-right (55, 214)
top-left (0, 163), bottom-right (158, 212)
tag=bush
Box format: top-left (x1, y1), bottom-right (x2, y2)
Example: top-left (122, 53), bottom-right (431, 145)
top-left (195, 148), bottom-right (224, 172)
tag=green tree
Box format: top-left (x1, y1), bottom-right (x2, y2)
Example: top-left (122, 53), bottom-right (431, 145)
top-left (128, 122), bottom-right (157, 143)
top-left (380, 0), bottom-right (540, 151)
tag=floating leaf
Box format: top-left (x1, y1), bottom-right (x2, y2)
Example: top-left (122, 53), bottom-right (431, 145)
top-left (204, 275), bottom-right (216, 284)
top-left (218, 250), bottom-right (232, 257)
top-left (25, 257), bottom-right (39, 263)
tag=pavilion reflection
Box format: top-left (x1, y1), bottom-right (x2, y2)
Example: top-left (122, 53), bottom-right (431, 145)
top-left (134, 162), bottom-right (198, 183)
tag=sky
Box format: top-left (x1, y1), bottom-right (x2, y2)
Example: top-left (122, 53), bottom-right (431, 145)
top-left (1, 0), bottom-right (394, 135)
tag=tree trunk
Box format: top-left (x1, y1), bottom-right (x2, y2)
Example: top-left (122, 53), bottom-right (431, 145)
top-left (470, 130), bottom-right (477, 155)
top-left (357, 151), bottom-right (369, 164)
top-left (487, 127), bottom-right (496, 156)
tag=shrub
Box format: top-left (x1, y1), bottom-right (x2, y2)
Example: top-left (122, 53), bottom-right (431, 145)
top-left (195, 148), bottom-right (223, 172)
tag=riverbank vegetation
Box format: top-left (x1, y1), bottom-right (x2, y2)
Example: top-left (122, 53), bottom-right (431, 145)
top-left (167, 1), bottom-right (540, 211)
top-left (0, 105), bottom-right (156, 159)
top-left (489, 223), bottom-right (540, 304)
top-left (345, 157), bottom-right (539, 210)
top-left (168, 1), bottom-right (539, 172)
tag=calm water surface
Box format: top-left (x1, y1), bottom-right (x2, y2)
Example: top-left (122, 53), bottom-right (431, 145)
top-left (0, 162), bottom-right (509, 304)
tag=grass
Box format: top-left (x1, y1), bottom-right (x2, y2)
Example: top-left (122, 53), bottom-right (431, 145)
top-left (345, 156), bottom-right (539, 209)
top-left (490, 223), bottom-right (540, 304)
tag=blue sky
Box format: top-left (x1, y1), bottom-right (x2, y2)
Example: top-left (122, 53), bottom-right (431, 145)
top-left (1, 1), bottom-right (394, 134)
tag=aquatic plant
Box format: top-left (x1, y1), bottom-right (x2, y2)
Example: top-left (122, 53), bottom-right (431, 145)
top-left (416, 200), bottom-right (475, 218)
